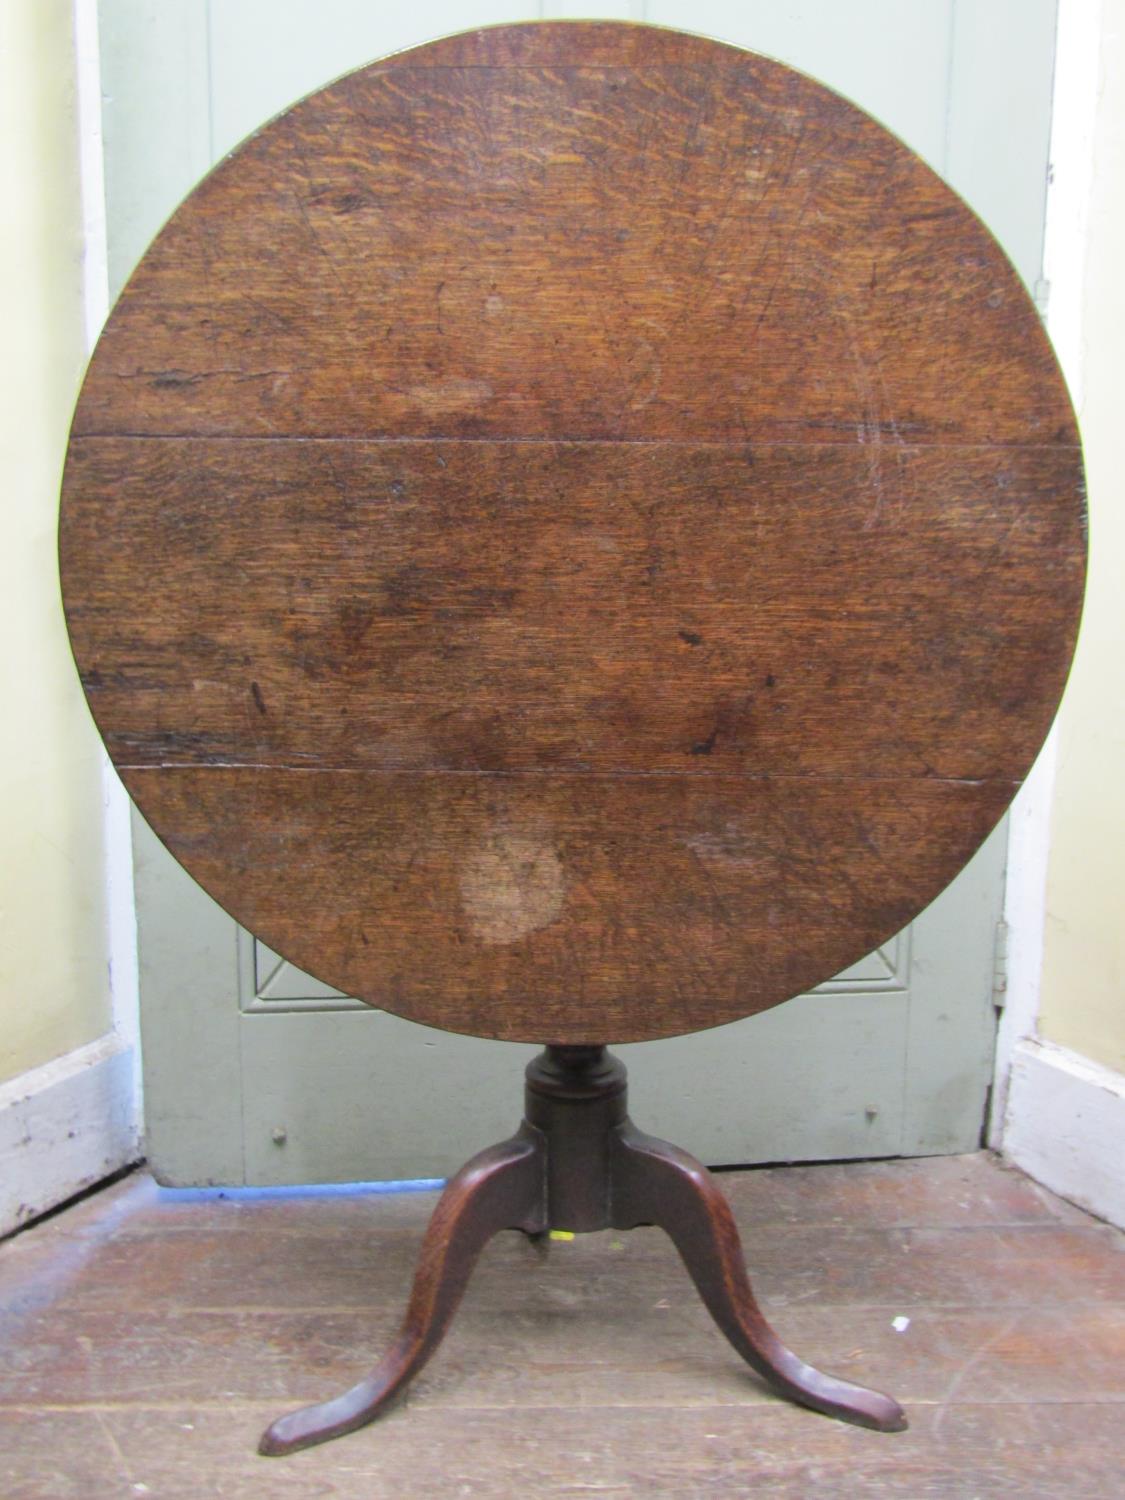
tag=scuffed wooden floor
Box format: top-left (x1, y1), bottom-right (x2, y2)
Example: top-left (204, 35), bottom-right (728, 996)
top-left (1, 1152), bottom-right (1122, 1498)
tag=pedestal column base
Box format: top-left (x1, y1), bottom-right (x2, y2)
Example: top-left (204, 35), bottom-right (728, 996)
top-left (260, 1046), bottom-right (907, 1456)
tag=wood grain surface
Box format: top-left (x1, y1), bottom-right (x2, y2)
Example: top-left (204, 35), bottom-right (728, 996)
top-left (59, 21), bottom-right (1086, 1042)
top-left (4, 1156), bottom-right (1124, 1498)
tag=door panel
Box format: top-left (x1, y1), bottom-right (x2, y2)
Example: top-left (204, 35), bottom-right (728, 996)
top-left (101, 0), bottom-right (1055, 1183)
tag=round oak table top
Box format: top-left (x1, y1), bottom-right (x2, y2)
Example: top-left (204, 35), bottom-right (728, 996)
top-left (60, 21), bottom-right (1086, 1043)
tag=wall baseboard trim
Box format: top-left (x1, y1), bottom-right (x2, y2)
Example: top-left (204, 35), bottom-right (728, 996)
top-left (1002, 1037), bottom-right (1125, 1229)
top-left (0, 1035), bottom-right (141, 1237)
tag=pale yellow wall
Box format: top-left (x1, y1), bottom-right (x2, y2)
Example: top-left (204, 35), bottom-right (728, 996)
top-left (1040, 7), bottom-right (1125, 1075)
top-left (0, 0), bottom-right (113, 1084)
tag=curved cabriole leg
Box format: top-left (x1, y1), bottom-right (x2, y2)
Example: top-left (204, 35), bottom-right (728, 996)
top-left (259, 1127), bottom-right (547, 1457)
top-left (610, 1122), bottom-right (908, 1433)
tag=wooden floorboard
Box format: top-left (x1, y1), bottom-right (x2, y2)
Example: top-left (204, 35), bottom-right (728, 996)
top-left (1, 1153), bottom-right (1122, 1498)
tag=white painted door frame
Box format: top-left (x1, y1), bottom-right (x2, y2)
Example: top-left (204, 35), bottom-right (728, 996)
top-left (0, 0), bottom-right (141, 1239)
top-left (993, 0), bottom-right (1125, 1231)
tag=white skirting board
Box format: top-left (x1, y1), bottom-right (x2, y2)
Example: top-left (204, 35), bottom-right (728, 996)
top-left (0, 1036), bottom-right (141, 1238)
top-left (1002, 1038), bottom-right (1125, 1229)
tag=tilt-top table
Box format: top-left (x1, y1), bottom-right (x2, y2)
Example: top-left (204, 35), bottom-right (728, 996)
top-left (59, 21), bottom-right (1086, 1457)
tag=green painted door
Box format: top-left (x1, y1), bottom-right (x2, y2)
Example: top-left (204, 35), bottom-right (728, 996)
top-left (100, 0), bottom-right (1057, 1184)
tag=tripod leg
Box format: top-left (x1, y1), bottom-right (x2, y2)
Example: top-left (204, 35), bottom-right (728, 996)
top-left (260, 1126), bottom-right (547, 1456)
top-left (610, 1123), bottom-right (907, 1433)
